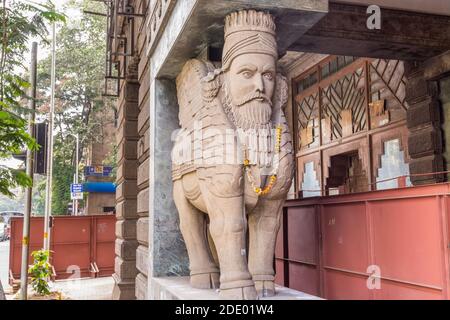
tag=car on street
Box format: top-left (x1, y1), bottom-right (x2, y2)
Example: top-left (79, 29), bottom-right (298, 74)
top-left (0, 212), bottom-right (23, 241)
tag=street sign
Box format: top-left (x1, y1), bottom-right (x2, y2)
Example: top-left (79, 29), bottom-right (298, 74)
top-left (84, 165), bottom-right (113, 177)
top-left (71, 192), bottom-right (83, 200)
top-left (70, 183), bottom-right (83, 193)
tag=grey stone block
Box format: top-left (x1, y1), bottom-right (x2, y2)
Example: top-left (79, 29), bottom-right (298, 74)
top-left (115, 238), bottom-right (139, 260)
top-left (114, 257), bottom-right (138, 280)
top-left (135, 273), bottom-right (148, 300)
top-left (136, 245), bottom-right (149, 276)
top-left (137, 217), bottom-right (149, 246)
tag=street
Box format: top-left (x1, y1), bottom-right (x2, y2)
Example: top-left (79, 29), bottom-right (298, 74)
top-left (0, 240), bottom-right (9, 288)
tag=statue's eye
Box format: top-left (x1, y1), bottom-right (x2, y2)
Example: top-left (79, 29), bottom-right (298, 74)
top-left (263, 72), bottom-right (274, 81)
top-left (241, 71), bottom-right (253, 79)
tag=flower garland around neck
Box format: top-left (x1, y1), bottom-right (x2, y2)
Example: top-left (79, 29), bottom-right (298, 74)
top-left (243, 124), bottom-right (282, 196)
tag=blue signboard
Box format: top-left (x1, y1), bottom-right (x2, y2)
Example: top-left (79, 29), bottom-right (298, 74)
top-left (84, 166), bottom-right (113, 177)
top-left (70, 183), bottom-right (83, 193)
top-left (83, 182), bottom-right (116, 193)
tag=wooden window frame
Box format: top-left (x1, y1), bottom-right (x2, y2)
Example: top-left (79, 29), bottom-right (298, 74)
top-left (293, 56), bottom-right (409, 198)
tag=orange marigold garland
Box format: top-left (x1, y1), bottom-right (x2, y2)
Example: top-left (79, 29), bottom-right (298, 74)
top-left (243, 124), bottom-right (282, 196)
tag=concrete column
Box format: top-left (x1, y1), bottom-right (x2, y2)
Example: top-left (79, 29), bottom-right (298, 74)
top-left (405, 62), bottom-right (443, 185)
top-left (147, 77), bottom-right (190, 299)
top-left (112, 58), bottom-right (140, 300)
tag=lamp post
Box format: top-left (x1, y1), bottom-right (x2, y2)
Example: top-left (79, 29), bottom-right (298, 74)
top-left (43, 21), bottom-right (56, 252)
top-left (69, 133), bottom-right (80, 216)
top-left (75, 133), bottom-right (80, 216)
top-left (20, 42), bottom-right (37, 301)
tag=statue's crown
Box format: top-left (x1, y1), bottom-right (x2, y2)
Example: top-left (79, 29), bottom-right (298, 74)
top-left (224, 10), bottom-right (276, 38)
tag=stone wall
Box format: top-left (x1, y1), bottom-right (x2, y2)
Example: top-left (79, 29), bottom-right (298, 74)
top-left (110, 0), bottom-right (151, 300)
top-left (135, 0), bottom-right (151, 300)
top-left (112, 56), bottom-right (140, 299)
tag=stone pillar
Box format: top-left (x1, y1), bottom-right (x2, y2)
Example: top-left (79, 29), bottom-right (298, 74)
top-left (112, 59), bottom-right (140, 300)
top-left (147, 78), bottom-right (190, 299)
top-left (405, 62), bottom-right (443, 185)
top-left (135, 65), bottom-right (150, 300)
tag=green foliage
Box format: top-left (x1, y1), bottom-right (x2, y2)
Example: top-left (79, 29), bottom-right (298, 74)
top-left (28, 249), bottom-right (52, 296)
top-left (31, 175), bottom-right (46, 215)
top-left (0, 188), bottom-right (24, 212)
top-left (103, 144), bottom-right (118, 181)
top-left (0, 0), bottom-right (65, 198)
top-left (51, 158), bottom-right (74, 215)
top-left (36, 0), bottom-right (115, 215)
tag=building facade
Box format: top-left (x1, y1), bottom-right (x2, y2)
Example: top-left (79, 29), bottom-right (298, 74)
top-left (84, 105), bottom-right (116, 215)
top-left (105, 0), bottom-right (450, 299)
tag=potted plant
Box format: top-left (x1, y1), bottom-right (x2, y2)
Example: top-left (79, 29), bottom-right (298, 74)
top-left (26, 250), bottom-right (63, 300)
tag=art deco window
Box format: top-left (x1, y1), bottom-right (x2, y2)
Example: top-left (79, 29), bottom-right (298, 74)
top-left (294, 56), bottom-right (410, 197)
top-left (376, 139), bottom-right (412, 190)
top-left (301, 161), bottom-right (321, 198)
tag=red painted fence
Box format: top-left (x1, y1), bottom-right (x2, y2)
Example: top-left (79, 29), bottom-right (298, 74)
top-left (9, 215), bottom-right (115, 284)
top-left (275, 183), bottom-right (450, 299)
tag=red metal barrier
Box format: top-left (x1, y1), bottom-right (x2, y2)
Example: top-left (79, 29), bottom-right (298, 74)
top-left (275, 183), bottom-right (450, 299)
top-left (9, 214), bottom-right (115, 283)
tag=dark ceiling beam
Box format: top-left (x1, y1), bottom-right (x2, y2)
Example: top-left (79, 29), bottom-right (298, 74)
top-left (288, 2), bottom-right (450, 61)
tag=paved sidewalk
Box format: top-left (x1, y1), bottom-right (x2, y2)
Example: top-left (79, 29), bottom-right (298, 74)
top-left (2, 240), bottom-right (115, 300)
top-left (52, 276), bottom-right (114, 300)
top-left (4, 277), bottom-right (115, 300)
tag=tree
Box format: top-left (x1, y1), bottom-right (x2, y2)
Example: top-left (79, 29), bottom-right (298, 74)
top-left (0, 0), bottom-right (65, 197)
top-left (36, 0), bottom-right (116, 215)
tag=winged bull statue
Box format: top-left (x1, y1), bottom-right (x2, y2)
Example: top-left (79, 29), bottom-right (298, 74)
top-left (171, 10), bottom-right (294, 300)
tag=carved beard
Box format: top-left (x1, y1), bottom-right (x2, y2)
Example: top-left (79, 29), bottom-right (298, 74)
top-left (222, 80), bottom-right (273, 131)
top-left (222, 79), bottom-right (275, 168)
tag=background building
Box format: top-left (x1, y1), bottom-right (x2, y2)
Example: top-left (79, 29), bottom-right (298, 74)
top-left (103, 0), bottom-right (450, 299)
top-left (84, 106), bottom-right (117, 215)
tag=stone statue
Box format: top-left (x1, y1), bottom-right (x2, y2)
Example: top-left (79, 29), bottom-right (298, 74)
top-left (172, 10), bottom-right (294, 300)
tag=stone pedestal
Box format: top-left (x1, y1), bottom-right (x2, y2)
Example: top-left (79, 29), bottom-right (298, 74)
top-left (150, 277), bottom-right (322, 300)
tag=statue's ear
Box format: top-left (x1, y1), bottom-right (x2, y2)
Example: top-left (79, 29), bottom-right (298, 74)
top-left (273, 73), bottom-right (289, 112)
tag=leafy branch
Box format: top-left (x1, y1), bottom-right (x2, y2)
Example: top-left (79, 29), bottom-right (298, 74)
top-left (0, 0), bottom-right (65, 198)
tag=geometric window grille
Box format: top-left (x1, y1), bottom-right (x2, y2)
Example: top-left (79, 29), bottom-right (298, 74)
top-left (376, 139), bottom-right (412, 190)
top-left (370, 59), bottom-right (409, 113)
top-left (301, 161), bottom-right (321, 197)
top-left (321, 67), bottom-right (367, 140)
top-left (297, 92), bottom-right (319, 150)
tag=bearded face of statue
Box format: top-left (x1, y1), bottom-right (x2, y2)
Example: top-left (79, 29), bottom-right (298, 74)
top-left (225, 53), bottom-right (276, 129)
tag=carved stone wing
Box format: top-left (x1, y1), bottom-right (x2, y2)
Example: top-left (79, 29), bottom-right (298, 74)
top-left (176, 59), bottom-right (216, 130)
top-left (173, 59), bottom-right (217, 180)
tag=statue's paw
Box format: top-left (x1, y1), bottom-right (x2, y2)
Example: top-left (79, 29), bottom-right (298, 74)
top-left (219, 285), bottom-right (258, 300)
top-left (254, 280), bottom-right (276, 298)
top-left (190, 272), bottom-right (220, 289)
